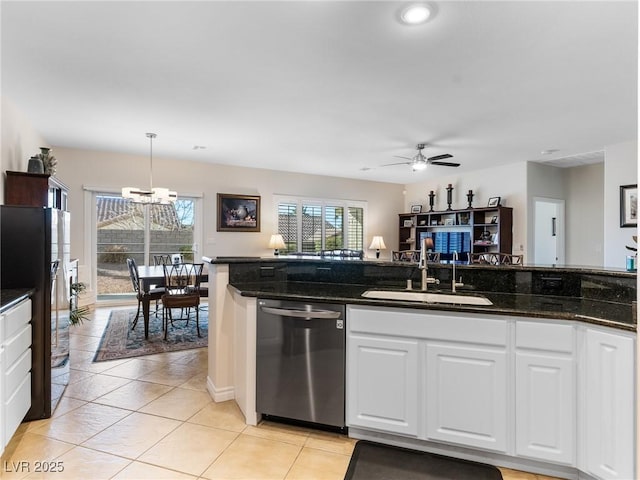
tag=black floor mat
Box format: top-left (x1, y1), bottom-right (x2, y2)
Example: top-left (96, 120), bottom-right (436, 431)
top-left (344, 440), bottom-right (503, 480)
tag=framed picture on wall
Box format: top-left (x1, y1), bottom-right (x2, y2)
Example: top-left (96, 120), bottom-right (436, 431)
top-left (620, 184), bottom-right (637, 228)
top-left (217, 193), bottom-right (261, 232)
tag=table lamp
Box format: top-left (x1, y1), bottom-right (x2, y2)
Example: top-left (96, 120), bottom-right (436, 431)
top-left (369, 236), bottom-right (387, 259)
top-left (268, 234), bottom-right (286, 256)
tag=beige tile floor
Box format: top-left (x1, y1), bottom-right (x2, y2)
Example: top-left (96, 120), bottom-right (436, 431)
top-left (1, 306), bottom-right (564, 480)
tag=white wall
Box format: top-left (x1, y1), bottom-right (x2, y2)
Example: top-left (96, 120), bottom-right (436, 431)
top-left (53, 147), bottom-right (405, 278)
top-left (565, 162), bottom-right (604, 266)
top-left (0, 96), bottom-right (48, 203)
top-left (403, 161), bottom-right (528, 258)
top-left (604, 140), bottom-right (638, 268)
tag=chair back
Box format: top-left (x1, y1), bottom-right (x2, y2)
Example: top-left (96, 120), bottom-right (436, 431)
top-left (320, 249), bottom-right (364, 259)
top-left (127, 258), bottom-right (142, 295)
top-left (153, 254), bottom-right (172, 266)
top-left (163, 263), bottom-right (204, 296)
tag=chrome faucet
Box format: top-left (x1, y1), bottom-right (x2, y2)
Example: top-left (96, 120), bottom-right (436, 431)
top-left (452, 251), bottom-right (464, 293)
top-left (419, 238), bottom-right (440, 291)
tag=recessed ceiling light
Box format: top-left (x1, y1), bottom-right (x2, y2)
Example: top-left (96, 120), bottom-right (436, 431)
top-left (400, 4), bottom-right (432, 25)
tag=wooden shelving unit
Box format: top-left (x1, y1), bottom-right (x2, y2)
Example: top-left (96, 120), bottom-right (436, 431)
top-left (398, 206), bottom-right (513, 257)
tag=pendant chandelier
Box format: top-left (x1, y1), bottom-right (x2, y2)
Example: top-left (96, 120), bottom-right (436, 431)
top-left (122, 133), bottom-right (177, 204)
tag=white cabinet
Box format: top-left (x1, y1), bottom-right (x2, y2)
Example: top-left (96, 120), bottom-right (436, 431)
top-left (515, 321), bottom-right (575, 465)
top-left (346, 305), bottom-right (635, 480)
top-left (347, 306), bottom-right (508, 451)
top-left (1, 298), bottom-right (32, 456)
top-left (347, 334), bottom-right (418, 436)
top-left (581, 326), bottom-right (635, 480)
top-left (425, 342), bottom-right (508, 452)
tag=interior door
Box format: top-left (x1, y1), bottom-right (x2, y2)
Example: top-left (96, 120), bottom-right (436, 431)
top-left (533, 198), bottom-right (565, 265)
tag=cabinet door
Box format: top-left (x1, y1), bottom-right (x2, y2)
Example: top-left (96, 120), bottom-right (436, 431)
top-left (425, 342), bottom-right (507, 452)
top-left (515, 352), bottom-right (575, 465)
top-left (347, 335), bottom-right (418, 436)
top-left (583, 328), bottom-right (635, 480)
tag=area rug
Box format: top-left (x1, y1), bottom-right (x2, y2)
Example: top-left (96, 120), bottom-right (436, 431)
top-left (344, 440), bottom-right (503, 480)
top-left (93, 308), bottom-right (208, 362)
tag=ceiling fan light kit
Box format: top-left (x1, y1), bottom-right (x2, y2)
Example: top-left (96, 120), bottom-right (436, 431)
top-left (380, 143), bottom-right (460, 172)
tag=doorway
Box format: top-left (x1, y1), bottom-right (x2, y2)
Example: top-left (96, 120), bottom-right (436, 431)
top-left (533, 198), bottom-right (565, 265)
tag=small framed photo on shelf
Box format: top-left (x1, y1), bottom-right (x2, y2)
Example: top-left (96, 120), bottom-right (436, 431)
top-left (444, 218), bottom-right (455, 226)
top-left (620, 184), bottom-right (637, 228)
top-left (487, 196), bottom-right (501, 207)
top-left (403, 219), bottom-right (414, 227)
top-left (410, 204), bottom-right (422, 214)
top-left (490, 215), bottom-right (498, 224)
top-left (419, 220), bottom-right (426, 226)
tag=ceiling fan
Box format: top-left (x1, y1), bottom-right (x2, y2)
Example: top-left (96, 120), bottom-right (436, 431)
top-left (382, 144), bottom-right (460, 171)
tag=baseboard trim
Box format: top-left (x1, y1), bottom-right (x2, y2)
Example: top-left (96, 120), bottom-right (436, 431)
top-left (206, 377), bottom-right (235, 402)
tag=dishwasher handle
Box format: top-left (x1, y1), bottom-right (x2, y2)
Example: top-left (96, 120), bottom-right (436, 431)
top-left (260, 305), bottom-right (342, 320)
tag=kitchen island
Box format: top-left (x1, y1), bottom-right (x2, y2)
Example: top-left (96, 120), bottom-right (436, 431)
top-left (204, 256), bottom-right (636, 480)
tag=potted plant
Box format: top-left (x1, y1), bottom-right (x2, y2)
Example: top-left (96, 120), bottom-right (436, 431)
top-left (69, 281), bottom-right (91, 325)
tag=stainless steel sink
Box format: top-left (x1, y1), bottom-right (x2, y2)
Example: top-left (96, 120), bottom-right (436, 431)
top-left (361, 289), bottom-right (493, 306)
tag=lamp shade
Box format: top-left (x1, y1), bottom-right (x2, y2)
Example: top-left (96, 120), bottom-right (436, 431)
top-left (369, 236), bottom-right (387, 250)
top-left (424, 237), bottom-right (434, 250)
top-left (268, 234), bottom-right (286, 249)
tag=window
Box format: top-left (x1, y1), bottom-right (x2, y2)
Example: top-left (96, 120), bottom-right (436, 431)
top-left (276, 196), bottom-right (365, 254)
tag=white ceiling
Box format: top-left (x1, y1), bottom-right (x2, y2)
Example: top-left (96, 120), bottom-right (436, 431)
top-left (2, 1), bottom-right (637, 185)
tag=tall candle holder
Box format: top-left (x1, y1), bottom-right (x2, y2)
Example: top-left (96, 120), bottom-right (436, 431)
top-left (446, 184), bottom-right (453, 211)
top-left (428, 191), bottom-right (435, 212)
top-left (466, 189), bottom-right (474, 209)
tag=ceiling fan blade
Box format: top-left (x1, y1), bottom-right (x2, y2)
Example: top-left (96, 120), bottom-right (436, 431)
top-left (427, 153), bottom-right (453, 161)
top-left (380, 161), bottom-right (412, 167)
top-left (429, 161), bottom-right (461, 167)
top-left (392, 155), bottom-right (413, 160)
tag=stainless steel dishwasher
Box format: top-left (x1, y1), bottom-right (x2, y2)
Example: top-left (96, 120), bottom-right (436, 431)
top-left (256, 299), bottom-right (346, 428)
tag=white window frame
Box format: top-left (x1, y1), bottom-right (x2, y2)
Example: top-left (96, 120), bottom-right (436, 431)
top-left (274, 194), bottom-right (367, 253)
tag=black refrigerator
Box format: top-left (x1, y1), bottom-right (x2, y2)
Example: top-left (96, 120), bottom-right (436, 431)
top-left (1, 205), bottom-right (71, 420)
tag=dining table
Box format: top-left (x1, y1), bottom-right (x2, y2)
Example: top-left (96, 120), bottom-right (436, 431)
top-left (137, 264), bottom-right (208, 339)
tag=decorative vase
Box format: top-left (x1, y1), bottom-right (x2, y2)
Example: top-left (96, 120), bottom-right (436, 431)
top-left (27, 156), bottom-right (44, 174)
top-left (38, 147), bottom-right (57, 175)
top-left (446, 184), bottom-right (453, 211)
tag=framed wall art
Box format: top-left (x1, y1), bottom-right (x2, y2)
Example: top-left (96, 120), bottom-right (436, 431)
top-left (620, 184), bottom-right (637, 228)
top-left (217, 193), bottom-right (261, 232)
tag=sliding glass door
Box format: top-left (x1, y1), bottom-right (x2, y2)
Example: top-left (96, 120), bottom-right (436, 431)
top-left (93, 192), bottom-right (198, 301)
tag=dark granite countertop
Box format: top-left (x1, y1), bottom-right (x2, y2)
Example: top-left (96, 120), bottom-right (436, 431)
top-left (230, 281), bottom-right (636, 332)
top-left (206, 255), bottom-right (637, 278)
top-left (0, 288), bottom-right (34, 313)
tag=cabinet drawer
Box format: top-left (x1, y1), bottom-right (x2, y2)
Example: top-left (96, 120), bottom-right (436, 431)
top-left (4, 374), bottom-right (31, 445)
top-left (4, 349), bottom-right (31, 398)
top-left (3, 299), bottom-right (31, 340)
top-left (516, 321), bottom-right (574, 353)
top-left (3, 324), bottom-right (31, 367)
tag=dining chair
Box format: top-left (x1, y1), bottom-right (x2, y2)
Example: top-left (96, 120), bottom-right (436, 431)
top-left (153, 254), bottom-right (172, 266)
top-left (161, 262), bottom-right (204, 340)
top-left (127, 257), bottom-right (165, 331)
